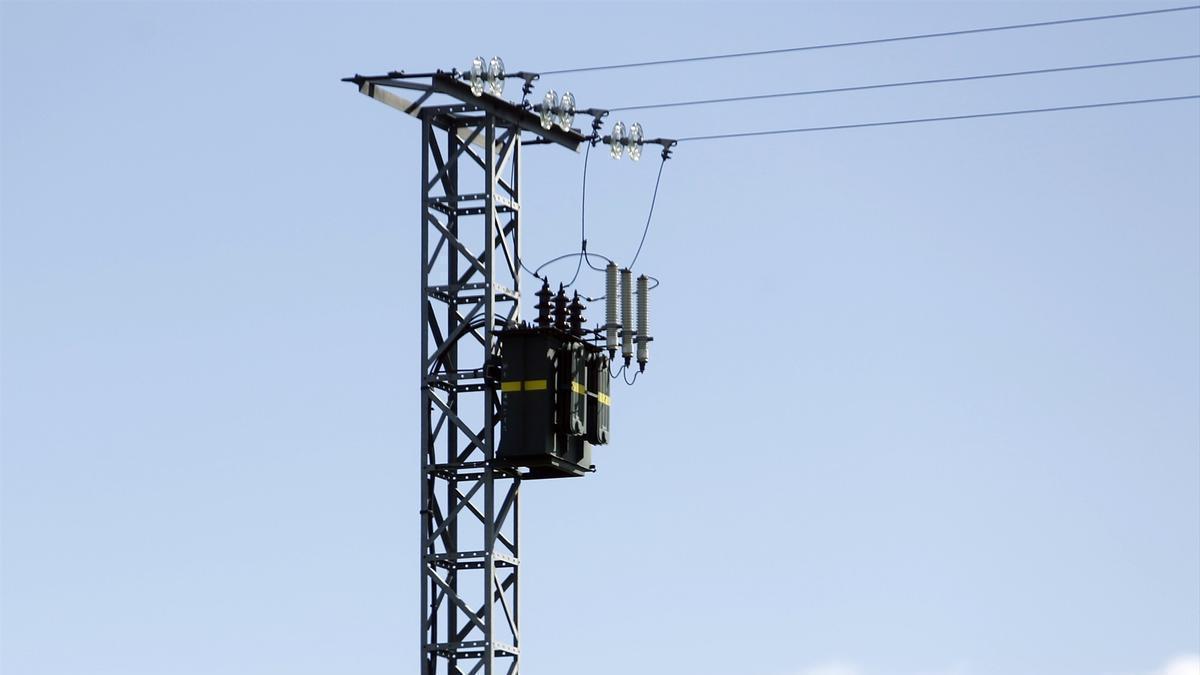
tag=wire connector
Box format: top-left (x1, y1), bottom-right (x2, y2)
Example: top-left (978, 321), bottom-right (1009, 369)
top-left (514, 71), bottom-right (540, 104)
top-left (646, 138), bottom-right (677, 160)
top-left (580, 108), bottom-right (609, 144)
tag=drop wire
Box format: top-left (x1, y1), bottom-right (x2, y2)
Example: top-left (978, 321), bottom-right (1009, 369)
top-left (562, 142), bottom-right (592, 288)
top-left (629, 158), bottom-right (667, 270)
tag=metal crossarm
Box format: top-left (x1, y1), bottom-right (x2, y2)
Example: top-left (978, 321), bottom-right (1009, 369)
top-left (344, 72), bottom-right (589, 151)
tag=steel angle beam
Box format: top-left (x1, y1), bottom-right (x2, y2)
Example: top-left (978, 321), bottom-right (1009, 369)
top-left (347, 73), bottom-right (589, 152)
top-left (354, 81), bottom-right (489, 151)
top-left (425, 73), bottom-right (586, 151)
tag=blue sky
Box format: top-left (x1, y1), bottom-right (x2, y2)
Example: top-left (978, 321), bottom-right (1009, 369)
top-left (2, 2), bottom-right (1198, 674)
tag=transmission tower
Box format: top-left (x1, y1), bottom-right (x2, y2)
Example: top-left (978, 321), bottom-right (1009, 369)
top-left (344, 61), bottom-right (665, 675)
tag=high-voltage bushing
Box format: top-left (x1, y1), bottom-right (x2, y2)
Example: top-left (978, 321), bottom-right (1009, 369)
top-left (496, 326), bottom-right (609, 480)
top-left (552, 284), bottom-right (569, 331)
top-left (568, 292), bottom-right (586, 337)
top-left (535, 279), bottom-right (554, 328)
top-left (620, 267), bottom-right (633, 367)
top-left (605, 262), bottom-right (619, 358)
top-left (637, 273), bottom-right (650, 372)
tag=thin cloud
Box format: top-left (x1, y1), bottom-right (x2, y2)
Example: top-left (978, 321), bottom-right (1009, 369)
top-left (1154, 654), bottom-right (1200, 675)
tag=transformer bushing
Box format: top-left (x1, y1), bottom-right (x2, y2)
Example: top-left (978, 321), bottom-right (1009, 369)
top-left (535, 279), bottom-right (554, 328)
top-left (637, 274), bottom-right (649, 371)
top-left (568, 292), bottom-right (586, 337)
top-left (620, 268), bottom-right (633, 367)
top-left (605, 262), bottom-right (619, 358)
top-left (552, 284), bottom-right (569, 331)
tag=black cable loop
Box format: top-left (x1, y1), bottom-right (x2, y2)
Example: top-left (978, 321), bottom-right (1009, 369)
top-left (622, 367), bottom-right (640, 385)
top-left (533, 250), bottom-right (616, 279)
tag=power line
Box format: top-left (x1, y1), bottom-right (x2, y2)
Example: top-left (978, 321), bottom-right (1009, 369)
top-left (519, 258), bottom-right (543, 280)
top-left (675, 94), bottom-right (1200, 142)
top-left (541, 4), bottom-right (1200, 75)
top-left (629, 158), bottom-right (667, 270)
top-left (532, 250), bottom-right (618, 279)
top-left (563, 142), bottom-right (592, 287)
top-left (609, 54), bottom-right (1200, 112)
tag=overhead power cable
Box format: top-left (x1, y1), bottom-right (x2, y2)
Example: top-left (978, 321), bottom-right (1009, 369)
top-left (562, 142), bottom-right (592, 288)
top-left (541, 4), bottom-right (1200, 75)
top-left (629, 158), bottom-right (667, 270)
top-left (533, 250), bottom-right (610, 279)
top-left (610, 54), bottom-right (1200, 112)
top-left (675, 95), bottom-right (1200, 142)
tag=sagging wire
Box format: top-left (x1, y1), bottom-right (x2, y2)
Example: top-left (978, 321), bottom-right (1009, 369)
top-left (528, 114), bottom-right (609, 288)
top-left (628, 155), bottom-right (668, 270)
top-left (607, 54), bottom-right (1200, 112)
top-left (519, 258), bottom-right (544, 281)
top-left (675, 95), bottom-right (1200, 142)
top-left (582, 274), bottom-right (660, 304)
top-left (533, 250), bottom-right (613, 279)
top-left (622, 366), bottom-right (640, 385)
top-left (608, 362), bottom-right (639, 385)
top-left (562, 142), bottom-right (592, 288)
top-left (584, 250), bottom-right (608, 272)
top-left (538, 5), bottom-right (1200, 74)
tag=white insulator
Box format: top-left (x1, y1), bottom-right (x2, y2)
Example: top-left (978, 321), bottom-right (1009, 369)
top-left (605, 262), bottom-right (618, 357)
top-left (620, 268), bottom-right (633, 366)
top-left (636, 274), bottom-right (649, 371)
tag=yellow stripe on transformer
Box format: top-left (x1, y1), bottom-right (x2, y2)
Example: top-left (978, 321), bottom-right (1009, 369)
top-left (524, 379), bottom-right (548, 391)
top-left (501, 381), bottom-right (523, 393)
top-left (570, 381), bottom-right (586, 395)
top-left (597, 392), bottom-right (611, 406)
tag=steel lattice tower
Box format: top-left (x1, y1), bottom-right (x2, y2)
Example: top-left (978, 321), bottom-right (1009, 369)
top-left (344, 72), bottom-right (587, 675)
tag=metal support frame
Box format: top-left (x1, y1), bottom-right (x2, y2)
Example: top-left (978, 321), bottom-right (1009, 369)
top-left (420, 103), bottom-right (523, 675)
top-left (345, 70), bottom-right (589, 675)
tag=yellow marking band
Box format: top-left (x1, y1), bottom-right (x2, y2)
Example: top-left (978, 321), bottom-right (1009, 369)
top-left (597, 392), bottom-right (611, 406)
top-left (501, 379), bottom-right (548, 393)
top-left (571, 381), bottom-right (586, 395)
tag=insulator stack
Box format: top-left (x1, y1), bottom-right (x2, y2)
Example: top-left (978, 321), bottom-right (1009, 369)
top-left (620, 268), bottom-right (633, 367)
top-left (636, 274), bottom-right (649, 371)
top-left (568, 292), bottom-right (586, 337)
top-left (552, 284), bottom-right (569, 331)
top-left (605, 262), bottom-right (618, 357)
top-left (535, 279), bottom-right (554, 328)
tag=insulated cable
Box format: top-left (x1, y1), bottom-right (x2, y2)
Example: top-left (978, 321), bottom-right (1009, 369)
top-left (540, 5), bottom-right (1200, 75)
top-left (674, 94), bottom-right (1200, 142)
top-left (608, 54), bottom-right (1200, 112)
top-left (562, 143), bottom-right (592, 288)
top-left (628, 157), bottom-right (667, 270)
